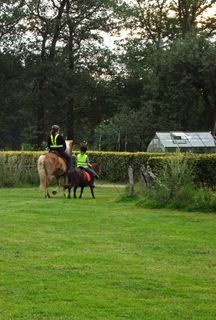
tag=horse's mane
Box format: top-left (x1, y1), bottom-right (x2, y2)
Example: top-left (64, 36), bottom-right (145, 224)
top-left (66, 140), bottom-right (73, 155)
top-left (92, 163), bottom-right (101, 176)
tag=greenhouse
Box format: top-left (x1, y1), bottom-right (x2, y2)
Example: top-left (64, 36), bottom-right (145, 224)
top-left (147, 132), bottom-right (216, 153)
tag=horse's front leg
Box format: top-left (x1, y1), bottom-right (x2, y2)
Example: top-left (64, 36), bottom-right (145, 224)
top-left (90, 186), bottom-right (95, 199)
top-left (46, 191), bottom-right (51, 198)
top-left (63, 184), bottom-right (70, 199)
top-left (45, 178), bottom-right (51, 198)
top-left (63, 175), bottom-right (68, 198)
top-left (52, 176), bottom-right (63, 195)
top-left (79, 186), bottom-right (84, 198)
top-left (74, 186), bottom-right (77, 199)
top-left (44, 190), bottom-right (48, 198)
top-left (67, 187), bottom-right (71, 199)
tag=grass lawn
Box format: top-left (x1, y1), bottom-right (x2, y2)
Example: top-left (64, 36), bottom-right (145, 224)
top-left (0, 186), bottom-right (215, 320)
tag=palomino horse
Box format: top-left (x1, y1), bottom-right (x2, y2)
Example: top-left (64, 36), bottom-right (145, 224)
top-left (37, 140), bottom-right (73, 198)
top-left (64, 163), bottom-right (101, 199)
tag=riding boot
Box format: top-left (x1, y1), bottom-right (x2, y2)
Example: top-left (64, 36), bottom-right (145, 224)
top-left (92, 169), bottom-right (99, 179)
top-left (90, 175), bottom-right (95, 188)
top-left (66, 159), bottom-right (73, 173)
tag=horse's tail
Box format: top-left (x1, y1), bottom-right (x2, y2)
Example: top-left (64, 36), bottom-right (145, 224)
top-left (65, 167), bottom-right (80, 188)
top-left (37, 155), bottom-right (47, 191)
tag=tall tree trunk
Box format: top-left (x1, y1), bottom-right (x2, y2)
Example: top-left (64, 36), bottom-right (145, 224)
top-left (36, 77), bottom-right (46, 148)
top-left (35, 0), bottom-right (67, 146)
top-left (213, 118), bottom-right (216, 137)
top-left (65, 98), bottom-right (74, 140)
top-left (49, 0), bottom-right (67, 60)
top-left (202, 90), bottom-right (216, 135)
top-left (65, 0), bottom-right (75, 139)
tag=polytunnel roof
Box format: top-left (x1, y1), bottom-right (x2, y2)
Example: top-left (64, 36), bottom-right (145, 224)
top-left (155, 132), bottom-right (216, 148)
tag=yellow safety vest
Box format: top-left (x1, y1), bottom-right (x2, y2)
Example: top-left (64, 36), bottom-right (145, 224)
top-left (50, 134), bottom-right (63, 148)
top-left (77, 153), bottom-right (88, 168)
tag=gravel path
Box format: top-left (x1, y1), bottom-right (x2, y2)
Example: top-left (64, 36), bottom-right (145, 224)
top-left (96, 184), bottom-right (126, 188)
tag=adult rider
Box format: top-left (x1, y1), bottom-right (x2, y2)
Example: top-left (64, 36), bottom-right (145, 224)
top-left (47, 125), bottom-right (72, 171)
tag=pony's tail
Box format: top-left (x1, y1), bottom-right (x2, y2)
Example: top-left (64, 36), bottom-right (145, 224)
top-left (37, 155), bottom-right (47, 191)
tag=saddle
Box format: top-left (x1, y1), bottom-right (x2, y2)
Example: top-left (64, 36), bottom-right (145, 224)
top-left (50, 151), bottom-right (66, 162)
top-left (80, 169), bottom-right (91, 183)
top-left (49, 151), bottom-right (69, 173)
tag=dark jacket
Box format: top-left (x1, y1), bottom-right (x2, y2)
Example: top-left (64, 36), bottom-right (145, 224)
top-left (47, 134), bottom-right (66, 151)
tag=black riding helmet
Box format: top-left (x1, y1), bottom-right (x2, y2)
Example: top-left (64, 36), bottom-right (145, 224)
top-left (80, 145), bottom-right (87, 152)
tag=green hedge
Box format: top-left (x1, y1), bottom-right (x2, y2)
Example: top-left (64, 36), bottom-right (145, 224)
top-left (191, 155), bottom-right (216, 187)
top-left (0, 151), bottom-right (215, 187)
top-left (87, 152), bottom-right (164, 182)
top-left (88, 151), bottom-right (216, 187)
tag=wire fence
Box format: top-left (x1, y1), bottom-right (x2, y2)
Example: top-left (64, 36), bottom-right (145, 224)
top-left (0, 156), bottom-right (39, 187)
top-left (2, 164), bottom-right (38, 169)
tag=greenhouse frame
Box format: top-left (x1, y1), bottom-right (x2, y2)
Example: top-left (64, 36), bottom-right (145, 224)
top-left (147, 132), bottom-right (216, 153)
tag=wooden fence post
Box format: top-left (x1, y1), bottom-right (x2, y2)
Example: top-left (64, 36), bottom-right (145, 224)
top-left (128, 165), bottom-right (134, 196)
top-left (140, 164), bottom-right (156, 188)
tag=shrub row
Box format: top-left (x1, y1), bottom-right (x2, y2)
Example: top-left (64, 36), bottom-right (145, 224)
top-left (135, 155), bottom-right (216, 213)
top-left (0, 152), bottom-right (40, 187)
top-left (88, 152), bottom-right (216, 187)
top-left (0, 151), bottom-right (215, 187)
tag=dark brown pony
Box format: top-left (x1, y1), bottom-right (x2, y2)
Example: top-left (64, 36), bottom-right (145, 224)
top-left (37, 140), bottom-right (73, 198)
top-left (64, 163), bottom-right (101, 199)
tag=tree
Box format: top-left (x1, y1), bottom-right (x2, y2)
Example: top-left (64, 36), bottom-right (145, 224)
top-left (0, 0), bottom-right (124, 148)
top-left (123, 0), bottom-right (216, 45)
top-left (165, 34), bottom-right (216, 133)
top-left (170, 0), bottom-right (216, 37)
top-left (111, 0), bottom-right (216, 148)
top-left (0, 53), bottom-right (26, 149)
top-left (94, 106), bottom-right (156, 151)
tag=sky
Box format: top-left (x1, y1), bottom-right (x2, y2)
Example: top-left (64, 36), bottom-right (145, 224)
top-left (102, 1), bottom-right (216, 49)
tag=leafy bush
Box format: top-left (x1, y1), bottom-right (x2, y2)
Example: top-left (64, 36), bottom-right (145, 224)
top-left (0, 152), bottom-right (39, 187)
top-left (88, 151), bottom-right (216, 187)
top-left (171, 186), bottom-right (216, 212)
top-left (136, 154), bottom-right (216, 212)
top-left (157, 154), bottom-right (195, 200)
top-left (0, 150), bottom-right (215, 188)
